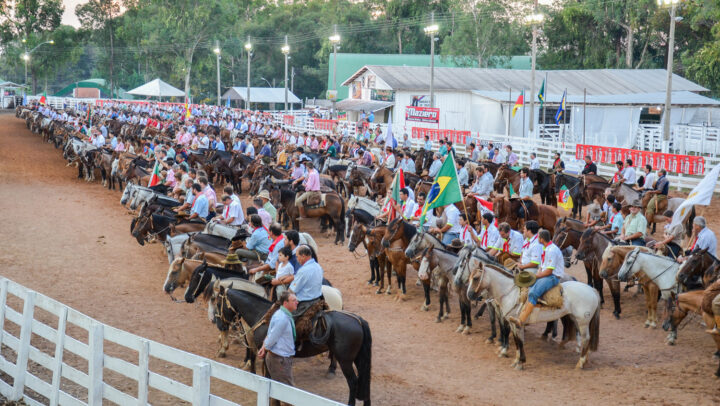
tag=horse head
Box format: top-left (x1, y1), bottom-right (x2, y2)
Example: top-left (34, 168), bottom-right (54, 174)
top-left (466, 264), bottom-right (488, 301)
top-left (618, 248), bottom-right (641, 282)
top-left (452, 245), bottom-right (474, 287)
top-left (131, 213), bottom-right (151, 246)
top-left (164, 257), bottom-right (187, 294)
top-left (575, 229), bottom-right (595, 261)
top-left (677, 248), bottom-right (707, 287)
top-left (381, 217), bottom-right (402, 248)
top-left (417, 247), bottom-right (433, 281)
top-left (185, 260), bottom-right (209, 303)
top-left (348, 222), bottom-right (366, 252)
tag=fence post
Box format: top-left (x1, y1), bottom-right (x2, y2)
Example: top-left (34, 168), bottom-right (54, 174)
top-left (88, 323), bottom-right (104, 405)
top-left (49, 307), bottom-right (68, 406)
top-left (11, 290), bottom-right (36, 401)
top-left (192, 362), bottom-right (211, 406)
top-left (137, 339), bottom-right (150, 406)
top-left (256, 378), bottom-right (270, 406)
top-left (0, 279), bottom-right (8, 351)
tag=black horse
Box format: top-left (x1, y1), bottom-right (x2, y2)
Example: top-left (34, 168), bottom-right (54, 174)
top-left (183, 261), bottom-right (250, 303)
top-left (554, 173), bottom-right (585, 218)
top-left (214, 287), bottom-right (372, 406)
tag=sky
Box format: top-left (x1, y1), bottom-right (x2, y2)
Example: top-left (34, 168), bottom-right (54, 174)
top-left (61, 0), bottom-right (85, 28)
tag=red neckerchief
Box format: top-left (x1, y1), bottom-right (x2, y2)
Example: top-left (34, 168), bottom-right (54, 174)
top-left (269, 235), bottom-right (284, 252)
top-left (610, 213), bottom-right (616, 224)
top-left (462, 225), bottom-right (471, 240)
top-left (481, 225), bottom-right (489, 247)
top-left (503, 238), bottom-right (510, 252)
top-left (191, 193), bottom-right (199, 208)
top-left (541, 241), bottom-right (552, 263)
top-left (414, 206), bottom-right (422, 217)
top-left (691, 235), bottom-right (699, 251)
top-left (224, 205), bottom-right (230, 218)
top-left (554, 158), bottom-right (561, 167)
top-left (584, 163), bottom-right (591, 169)
top-left (523, 234), bottom-right (537, 249)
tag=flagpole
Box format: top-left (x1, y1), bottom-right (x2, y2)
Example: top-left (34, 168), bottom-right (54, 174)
top-left (583, 88), bottom-right (587, 145)
top-left (542, 73), bottom-right (547, 136)
top-left (507, 87), bottom-right (511, 137)
top-left (563, 88), bottom-right (568, 147)
top-left (451, 152), bottom-right (471, 222)
top-left (522, 87), bottom-right (526, 138)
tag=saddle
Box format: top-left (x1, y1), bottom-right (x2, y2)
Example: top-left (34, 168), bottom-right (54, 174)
top-left (519, 284), bottom-right (564, 309)
top-left (305, 193), bottom-right (327, 209)
top-left (262, 299), bottom-right (330, 344)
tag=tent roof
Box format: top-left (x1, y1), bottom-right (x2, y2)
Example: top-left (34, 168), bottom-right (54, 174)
top-left (0, 81), bottom-right (24, 88)
top-left (472, 90), bottom-right (720, 107)
top-left (343, 66), bottom-right (708, 96)
top-left (222, 87), bottom-right (301, 104)
top-left (335, 98), bottom-right (394, 112)
top-left (127, 78), bottom-right (185, 97)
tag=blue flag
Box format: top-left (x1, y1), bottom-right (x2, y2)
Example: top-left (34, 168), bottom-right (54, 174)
top-left (226, 97), bottom-right (231, 108)
top-left (554, 90), bottom-right (566, 124)
top-left (22, 93), bottom-right (27, 106)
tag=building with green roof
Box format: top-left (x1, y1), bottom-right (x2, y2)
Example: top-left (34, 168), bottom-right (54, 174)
top-left (54, 78), bottom-right (132, 99)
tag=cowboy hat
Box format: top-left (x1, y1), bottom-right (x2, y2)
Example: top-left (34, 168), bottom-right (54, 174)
top-left (222, 253), bottom-right (242, 265)
top-left (630, 199), bottom-right (643, 207)
top-left (449, 239), bottom-right (464, 250)
top-left (514, 270), bottom-right (537, 288)
top-left (257, 190), bottom-right (271, 200)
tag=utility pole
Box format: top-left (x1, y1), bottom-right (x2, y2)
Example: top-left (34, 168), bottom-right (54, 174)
top-left (214, 40), bottom-right (221, 106)
top-left (282, 35), bottom-right (290, 112)
top-left (329, 25), bottom-right (341, 118)
top-left (245, 37), bottom-right (252, 110)
top-left (659, 0), bottom-right (680, 143)
top-left (424, 12), bottom-right (439, 108)
top-left (526, 7), bottom-right (544, 138)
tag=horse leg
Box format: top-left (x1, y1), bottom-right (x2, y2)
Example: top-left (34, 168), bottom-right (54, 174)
top-left (421, 282), bottom-right (430, 311)
top-left (498, 317), bottom-right (510, 358)
top-left (510, 329), bottom-right (525, 370)
top-left (217, 330), bottom-right (229, 358)
top-left (584, 263), bottom-right (593, 287)
top-left (457, 300), bottom-right (467, 333)
top-left (609, 279), bottom-right (621, 319)
top-left (486, 305), bottom-right (497, 344)
top-left (338, 359), bottom-right (359, 406)
top-left (368, 258), bottom-right (377, 285)
top-left (436, 288), bottom-right (444, 323)
top-left (326, 351), bottom-right (337, 378)
top-left (541, 321), bottom-right (555, 340)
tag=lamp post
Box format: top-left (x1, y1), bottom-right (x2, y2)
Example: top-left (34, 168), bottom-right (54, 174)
top-left (282, 36), bottom-right (290, 112)
top-left (329, 25), bottom-right (341, 118)
top-left (658, 0), bottom-right (680, 144)
top-left (525, 11), bottom-right (544, 137)
top-left (245, 37), bottom-right (252, 110)
top-left (23, 39), bottom-right (54, 93)
top-left (213, 40), bottom-right (221, 106)
top-left (424, 13), bottom-right (439, 108)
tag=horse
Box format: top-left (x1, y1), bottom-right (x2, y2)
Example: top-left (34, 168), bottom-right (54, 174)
top-left (417, 247), bottom-right (459, 323)
top-left (554, 173), bottom-right (585, 218)
top-left (575, 229), bottom-right (614, 310)
top-left (162, 232), bottom-right (196, 264)
top-left (618, 248), bottom-right (679, 328)
top-left (131, 212), bottom-right (206, 245)
top-left (492, 196), bottom-right (556, 234)
top-left (493, 166), bottom-right (554, 206)
top-left (662, 289), bottom-right (720, 361)
top-left (213, 287), bottom-right (372, 405)
top-left (466, 263), bottom-right (601, 370)
top-left (348, 222), bottom-right (392, 294)
top-left (597, 244), bottom-right (653, 320)
top-left (370, 166), bottom-right (395, 198)
top-left (268, 185), bottom-right (346, 244)
top-left (162, 257), bottom-right (215, 299)
top-left (677, 248), bottom-right (720, 290)
top-left (381, 218), bottom-right (419, 301)
top-left (552, 217), bottom-right (586, 269)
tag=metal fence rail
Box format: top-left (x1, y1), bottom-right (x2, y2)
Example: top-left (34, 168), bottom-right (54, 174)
top-left (0, 277), bottom-right (343, 406)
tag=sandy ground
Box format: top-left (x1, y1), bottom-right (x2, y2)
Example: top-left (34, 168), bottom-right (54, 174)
top-left (1, 112), bottom-right (720, 405)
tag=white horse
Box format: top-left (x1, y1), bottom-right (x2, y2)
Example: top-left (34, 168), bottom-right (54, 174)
top-left (162, 232), bottom-right (197, 264)
top-left (618, 248), bottom-right (679, 295)
top-left (467, 263), bottom-right (601, 370)
top-left (128, 187), bottom-right (158, 210)
top-left (204, 221), bottom-right (247, 240)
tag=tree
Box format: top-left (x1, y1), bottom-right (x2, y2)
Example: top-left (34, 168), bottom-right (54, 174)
top-left (76, 0), bottom-right (123, 97)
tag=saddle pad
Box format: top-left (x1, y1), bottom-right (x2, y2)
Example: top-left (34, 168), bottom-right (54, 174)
top-left (306, 193), bottom-right (327, 208)
top-left (538, 284), bottom-right (564, 309)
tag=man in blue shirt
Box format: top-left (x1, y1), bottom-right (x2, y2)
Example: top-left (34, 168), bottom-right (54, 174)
top-left (289, 245), bottom-right (324, 315)
top-left (188, 184), bottom-right (208, 220)
top-left (258, 291), bottom-right (297, 388)
top-left (236, 214), bottom-right (271, 262)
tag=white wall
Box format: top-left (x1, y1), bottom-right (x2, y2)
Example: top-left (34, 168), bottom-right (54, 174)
top-left (394, 90), bottom-right (474, 133)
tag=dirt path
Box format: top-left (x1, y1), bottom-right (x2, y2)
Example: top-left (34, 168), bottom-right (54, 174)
top-left (1, 112), bottom-right (719, 405)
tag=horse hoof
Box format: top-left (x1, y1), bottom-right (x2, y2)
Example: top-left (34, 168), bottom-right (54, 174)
top-left (485, 338), bottom-right (494, 345)
top-left (514, 363), bottom-right (524, 371)
top-left (375, 289), bottom-right (383, 295)
top-left (442, 314), bottom-right (449, 320)
top-left (462, 326), bottom-right (470, 335)
top-left (435, 317), bottom-right (442, 323)
top-left (650, 323), bottom-right (657, 329)
top-left (325, 371), bottom-right (336, 379)
top-left (456, 325), bottom-right (464, 333)
top-left (498, 348), bottom-right (508, 358)
top-left (644, 322), bottom-right (650, 328)
top-left (373, 281), bottom-right (379, 287)
top-left (217, 352), bottom-right (226, 358)
top-left (366, 280), bottom-right (372, 286)
top-left (613, 312), bottom-right (620, 320)
top-left (421, 304), bottom-right (429, 311)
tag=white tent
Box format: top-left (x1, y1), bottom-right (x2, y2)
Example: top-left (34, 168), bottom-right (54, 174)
top-left (127, 78), bottom-right (185, 98)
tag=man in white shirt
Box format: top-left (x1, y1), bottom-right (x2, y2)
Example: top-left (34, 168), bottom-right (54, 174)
top-left (398, 152), bottom-right (415, 174)
top-left (518, 221), bottom-right (542, 271)
top-left (622, 159), bottom-right (637, 186)
top-left (641, 164), bottom-right (657, 190)
top-left (496, 222), bottom-right (524, 263)
top-left (396, 188), bottom-right (417, 220)
top-left (199, 132), bottom-right (210, 149)
top-left (428, 203), bottom-right (462, 245)
top-left (479, 212), bottom-right (501, 252)
top-left (383, 146), bottom-right (396, 169)
top-left (529, 153), bottom-right (540, 170)
top-left (427, 153), bottom-right (442, 178)
top-left (219, 195), bottom-right (243, 226)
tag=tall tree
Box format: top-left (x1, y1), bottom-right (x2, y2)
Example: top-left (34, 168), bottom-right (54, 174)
top-left (76, 0), bottom-right (123, 97)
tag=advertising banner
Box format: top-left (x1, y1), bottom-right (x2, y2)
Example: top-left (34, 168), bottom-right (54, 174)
top-left (406, 106), bottom-right (439, 124)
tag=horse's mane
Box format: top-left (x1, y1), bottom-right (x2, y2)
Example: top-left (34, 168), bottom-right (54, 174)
top-left (580, 227), bottom-right (613, 243)
top-left (402, 220), bottom-right (417, 240)
top-left (485, 263), bottom-right (514, 279)
top-left (226, 286), bottom-right (272, 304)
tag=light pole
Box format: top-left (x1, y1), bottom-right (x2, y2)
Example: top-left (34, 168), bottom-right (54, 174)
top-left (245, 37), bottom-right (252, 110)
top-left (213, 40), bottom-right (221, 106)
top-left (525, 11), bottom-right (544, 137)
top-left (659, 0), bottom-right (680, 144)
top-left (282, 36), bottom-right (290, 112)
top-left (22, 39), bottom-right (54, 93)
top-left (424, 13), bottom-right (439, 108)
top-left (329, 25), bottom-right (341, 118)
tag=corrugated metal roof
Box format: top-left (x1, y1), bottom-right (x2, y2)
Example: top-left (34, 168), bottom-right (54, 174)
top-left (335, 98), bottom-right (394, 112)
top-left (223, 87), bottom-right (301, 104)
top-left (472, 90), bottom-right (720, 106)
top-left (343, 66), bottom-right (708, 96)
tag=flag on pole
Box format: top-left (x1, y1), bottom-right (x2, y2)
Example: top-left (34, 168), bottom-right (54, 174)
top-left (384, 114), bottom-right (396, 148)
top-left (39, 91), bottom-right (47, 105)
top-left (148, 161), bottom-right (162, 187)
top-left (185, 101), bottom-right (191, 119)
top-left (558, 185), bottom-right (573, 210)
top-left (226, 97), bottom-right (231, 108)
top-left (22, 94), bottom-right (27, 106)
top-left (537, 78), bottom-right (545, 107)
top-left (512, 90), bottom-right (524, 117)
top-left (388, 168), bottom-right (405, 220)
top-left (419, 153), bottom-right (463, 228)
top-left (554, 90), bottom-right (566, 124)
top-left (670, 164), bottom-right (720, 228)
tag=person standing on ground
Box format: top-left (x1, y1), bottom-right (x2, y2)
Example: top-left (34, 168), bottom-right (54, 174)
top-left (258, 291), bottom-right (298, 405)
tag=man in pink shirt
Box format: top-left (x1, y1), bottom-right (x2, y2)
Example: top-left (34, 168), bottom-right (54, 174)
top-left (293, 161), bottom-right (321, 217)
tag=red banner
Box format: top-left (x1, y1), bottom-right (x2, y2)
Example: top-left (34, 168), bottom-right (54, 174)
top-left (405, 106), bottom-right (440, 124)
top-left (283, 115), bottom-right (294, 126)
top-left (411, 127), bottom-right (470, 144)
top-left (314, 118), bottom-right (337, 131)
top-left (575, 144), bottom-right (705, 175)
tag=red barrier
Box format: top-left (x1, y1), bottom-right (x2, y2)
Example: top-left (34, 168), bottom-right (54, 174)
top-left (283, 115), bottom-right (295, 126)
top-left (575, 144), bottom-right (705, 175)
top-left (314, 118), bottom-right (337, 131)
top-left (411, 127), bottom-right (470, 144)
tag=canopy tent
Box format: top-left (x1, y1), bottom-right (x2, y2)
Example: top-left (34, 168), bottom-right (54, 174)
top-left (127, 78), bottom-right (185, 98)
top-left (222, 87), bottom-right (301, 104)
top-left (335, 98), bottom-right (394, 112)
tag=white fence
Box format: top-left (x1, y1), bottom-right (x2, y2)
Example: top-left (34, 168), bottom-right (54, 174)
top-left (0, 277), bottom-right (343, 406)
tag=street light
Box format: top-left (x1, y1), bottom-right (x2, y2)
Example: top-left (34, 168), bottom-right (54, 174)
top-left (23, 40), bottom-right (54, 93)
top-left (282, 36), bottom-right (290, 112)
top-left (213, 41), bottom-right (222, 106)
top-left (329, 25), bottom-right (341, 118)
top-left (525, 11), bottom-right (544, 137)
top-left (424, 13), bottom-right (439, 108)
top-left (245, 37), bottom-right (252, 110)
top-left (658, 0), bottom-right (681, 146)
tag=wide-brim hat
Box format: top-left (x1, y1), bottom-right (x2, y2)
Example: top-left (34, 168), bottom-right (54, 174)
top-left (449, 238), bottom-right (464, 250)
top-left (630, 199), bottom-right (643, 207)
top-left (222, 253), bottom-right (242, 265)
top-left (514, 271), bottom-right (537, 288)
top-left (257, 190), bottom-right (271, 200)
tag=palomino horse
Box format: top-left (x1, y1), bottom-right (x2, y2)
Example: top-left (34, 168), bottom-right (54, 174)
top-left (348, 222), bottom-right (392, 294)
top-left (663, 289), bottom-right (720, 363)
top-left (417, 247), bottom-right (458, 323)
top-left (381, 218), bottom-right (419, 301)
top-left (370, 166), bottom-right (395, 198)
top-left (467, 263), bottom-right (601, 370)
top-left (597, 245), bottom-right (653, 320)
top-left (213, 287), bottom-right (372, 406)
top-left (492, 196), bottom-right (556, 234)
top-left (162, 257), bottom-right (217, 298)
top-left (618, 248), bottom-right (679, 327)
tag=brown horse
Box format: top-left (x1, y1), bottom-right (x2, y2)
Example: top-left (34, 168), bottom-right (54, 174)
top-left (598, 245), bottom-right (656, 324)
top-left (494, 165), bottom-right (554, 206)
top-left (269, 186), bottom-right (346, 244)
top-left (371, 166), bottom-right (395, 198)
top-left (492, 196), bottom-right (556, 234)
top-left (348, 222), bottom-right (393, 294)
top-left (381, 218), bottom-right (420, 301)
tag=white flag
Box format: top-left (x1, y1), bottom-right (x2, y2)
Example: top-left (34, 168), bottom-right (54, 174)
top-left (670, 164), bottom-right (720, 228)
top-left (384, 114), bottom-right (396, 148)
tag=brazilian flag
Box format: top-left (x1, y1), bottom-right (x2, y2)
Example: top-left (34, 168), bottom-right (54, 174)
top-left (419, 153), bottom-right (463, 228)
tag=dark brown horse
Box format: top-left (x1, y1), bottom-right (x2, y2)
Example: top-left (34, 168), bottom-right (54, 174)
top-left (268, 185), bottom-right (346, 244)
top-left (492, 196), bottom-right (556, 235)
top-left (494, 165), bottom-right (554, 206)
top-left (381, 218), bottom-right (419, 301)
top-left (348, 222), bottom-right (393, 294)
top-left (575, 228), bottom-right (613, 312)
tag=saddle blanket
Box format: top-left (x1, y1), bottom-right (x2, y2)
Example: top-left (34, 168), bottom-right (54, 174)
top-left (519, 284), bottom-right (564, 309)
top-left (305, 193), bottom-right (328, 209)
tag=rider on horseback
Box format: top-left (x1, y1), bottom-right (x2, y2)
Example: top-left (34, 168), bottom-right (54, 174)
top-left (514, 168), bottom-right (534, 219)
top-left (289, 245), bottom-right (324, 316)
top-left (508, 229), bottom-right (565, 327)
top-left (293, 161), bottom-right (320, 218)
top-left (645, 169), bottom-right (669, 224)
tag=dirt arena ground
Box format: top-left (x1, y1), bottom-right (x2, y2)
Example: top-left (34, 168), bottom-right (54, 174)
top-left (1, 112), bottom-right (719, 405)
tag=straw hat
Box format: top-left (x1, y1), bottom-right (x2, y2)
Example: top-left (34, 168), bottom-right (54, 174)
top-left (257, 190), bottom-right (271, 200)
top-left (222, 253), bottom-right (242, 265)
top-left (514, 271), bottom-right (537, 288)
top-left (630, 199), bottom-right (643, 207)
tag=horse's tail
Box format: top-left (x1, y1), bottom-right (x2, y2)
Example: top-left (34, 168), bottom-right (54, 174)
top-left (355, 317), bottom-right (372, 402)
top-left (589, 302), bottom-right (600, 352)
top-left (338, 193), bottom-right (346, 234)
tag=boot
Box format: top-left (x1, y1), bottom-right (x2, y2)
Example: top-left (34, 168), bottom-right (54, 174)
top-left (297, 206), bottom-right (307, 220)
top-left (706, 315), bottom-right (720, 335)
top-left (508, 302), bottom-right (535, 327)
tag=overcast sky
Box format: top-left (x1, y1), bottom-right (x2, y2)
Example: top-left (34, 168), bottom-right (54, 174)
top-left (62, 0), bottom-right (85, 28)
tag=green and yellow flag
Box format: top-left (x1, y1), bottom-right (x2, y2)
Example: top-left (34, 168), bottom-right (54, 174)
top-left (419, 153), bottom-right (463, 228)
top-left (558, 185), bottom-right (574, 211)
